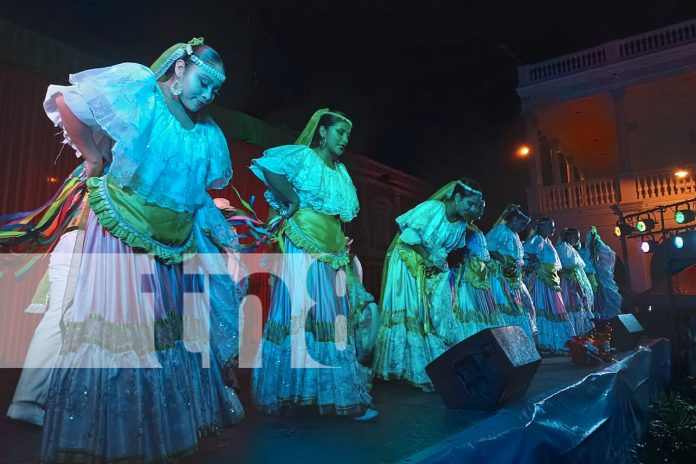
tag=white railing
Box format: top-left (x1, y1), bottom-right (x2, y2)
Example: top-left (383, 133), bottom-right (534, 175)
top-left (618, 21), bottom-right (696, 59)
top-left (535, 165), bottom-right (696, 213)
top-left (538, 177), bottom-right (618, 212)
top-left (519, 19), bottom-right (696, 86)
top-left (634, 167), bottom-right (696, 200)
top-left (524, 46), bottom-right (607, 84)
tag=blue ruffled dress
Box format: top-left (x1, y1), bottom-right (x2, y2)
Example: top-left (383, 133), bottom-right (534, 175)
top-left (40, 63), bottom-right (244, 462)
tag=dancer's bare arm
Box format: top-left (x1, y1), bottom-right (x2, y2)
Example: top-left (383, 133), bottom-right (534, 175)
top-left (55, 94), bottom-right (103, 178)
top-left (262, 168), bottom-right (300, 218)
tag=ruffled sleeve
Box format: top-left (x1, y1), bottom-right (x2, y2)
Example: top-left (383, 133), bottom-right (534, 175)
top-left (250, 144), bottom-right (311, 186)
top-left (523, 234), bottom-right (544, 256)
top-left (44, 62), bottom-right (157, 166)
top-left (486, 224), bottom-right (524, 261)
top-left (486, 224), bottom-right (506, 253)
top-left (251, 145), bottom-right (359, 222)
top-left (467, 229), bottom-right (491, 261)
top-left (199, 116), bottom-right (233, 190)
top-left (45, 62), bottom-right (229, 214)
top-left (396, 200), bottom-right (444, 247)
top-left (397, 200), bottom-right (465, 270)
top-left (555, 242), bottom-right (585, 269)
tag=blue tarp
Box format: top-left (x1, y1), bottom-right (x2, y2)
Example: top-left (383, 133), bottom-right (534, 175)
top-left (404, 338), bottom-right (671, 464)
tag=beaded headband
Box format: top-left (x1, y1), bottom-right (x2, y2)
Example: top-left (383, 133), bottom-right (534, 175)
top-left (295, 108), bottom-right (353, 146)
top-left (151, 38), bottom-right (226, 84)
top-left (456, 180), bottom-right (482, 197)
top-left (324, 111), bottom-right (353, 128)
top-left (187, 46), bottom-right (226, 84)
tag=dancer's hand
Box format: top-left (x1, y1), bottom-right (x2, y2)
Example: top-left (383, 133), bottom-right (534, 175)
top-left (284, 201), bottom-right (299, 219)
top-left (83, 159), bottom-right (104, 178)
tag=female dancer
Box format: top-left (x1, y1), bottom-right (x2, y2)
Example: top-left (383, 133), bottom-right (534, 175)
top-left (30, 38), bottom-right (244, 462)
top-left (373, 179), bottom-right (483, 391)
top-left (485, 205), bottom-right (536, 341)
top-left (250, 109), bottom-right (376, 419)
top-left (583, 227), bottom-right (622, 319)
top-left (523, 218), bottom-right (576, 354)
top-left (448, 200), bottom-right (507, 343)
top-left (556, 228), bottom-right (595, 335)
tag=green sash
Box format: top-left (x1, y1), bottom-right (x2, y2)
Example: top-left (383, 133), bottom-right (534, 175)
top-left (538, 263), bottom-right (562, 292)
top-left (459, 256), bottom-right (490, 290)
top-left (88, 176), bottom-right (195, 263)
top-left (282, 208), bottom-right (349, 269)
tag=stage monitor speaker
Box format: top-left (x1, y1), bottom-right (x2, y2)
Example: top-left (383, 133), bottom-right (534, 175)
top-left (609, 314), bottom-right (644, 351)
top-left (425, 326), bottom-right (541, 411)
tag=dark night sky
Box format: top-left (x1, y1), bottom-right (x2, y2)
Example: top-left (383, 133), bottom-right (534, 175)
top-left (3, 0), bottom-right (696, 214)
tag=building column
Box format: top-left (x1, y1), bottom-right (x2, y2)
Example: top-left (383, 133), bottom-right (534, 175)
top-left (524, 114), bottom-right (543, 214)
top-left (612, 88), bottom-right (632, 174)
top-left (548, 138), bottom-right (562, 185)
top-left (524, 114), bottom-right (543, 187)
top-left (565, 155), bottom-right (575, 182)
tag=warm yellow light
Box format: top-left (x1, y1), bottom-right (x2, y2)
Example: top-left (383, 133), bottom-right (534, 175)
top-left (675, 169), bottom-right (689, 179)
top-left (46, 176), bottom-right (58, 183)
top-left (517, 145), bottom-right (531, 157)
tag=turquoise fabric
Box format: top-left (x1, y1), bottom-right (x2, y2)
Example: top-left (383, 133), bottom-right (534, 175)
top-left (45, 62), bottom-right (232, 214)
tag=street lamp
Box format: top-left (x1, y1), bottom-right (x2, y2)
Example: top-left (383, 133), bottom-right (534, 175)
top-left (516, 145), bottom-right (531, 158)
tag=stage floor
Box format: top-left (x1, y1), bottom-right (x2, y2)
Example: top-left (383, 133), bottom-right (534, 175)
top-left (0, 339), bottom-right (670, 464)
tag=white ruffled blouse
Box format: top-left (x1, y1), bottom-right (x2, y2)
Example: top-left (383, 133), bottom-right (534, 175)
top-left (396, 200), bottom-right (468, 270)
top-left (524, 234), bottom-right (562, 270)
top-left (486, 223), bottom-right (524, 263)
top-left (43, 62), bottom-right (232, 215)
top-left (250, 145), bottom-right (359, 222)
top-left (555, 242), bottom-right (587, 269)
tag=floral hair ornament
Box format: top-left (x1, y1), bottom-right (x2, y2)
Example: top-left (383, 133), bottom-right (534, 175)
top-left (295, 108), bottom-right (353, 146)
top-left (150, 37), bottom-right (226, 84)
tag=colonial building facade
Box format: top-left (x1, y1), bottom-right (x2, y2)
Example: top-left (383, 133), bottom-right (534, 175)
top-left (517, 19), bottom-right (696, 295)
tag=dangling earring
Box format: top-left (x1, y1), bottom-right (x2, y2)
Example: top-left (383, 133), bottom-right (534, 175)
top-left (170, 79), bottom-right (183, 96)
top-left (320, 137), bottom-right (326, 149)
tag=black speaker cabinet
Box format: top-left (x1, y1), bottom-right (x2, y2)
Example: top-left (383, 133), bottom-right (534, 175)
top-left (609, 314), bottom-right (644, 352)
top-left (425, 326), bottom-right (541, 410)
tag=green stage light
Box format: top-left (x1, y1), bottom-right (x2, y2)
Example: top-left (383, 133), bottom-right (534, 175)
top-left (636, 218), bottom-right (656, 232)
top-left (675, 209), bottom-right (696, 224)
